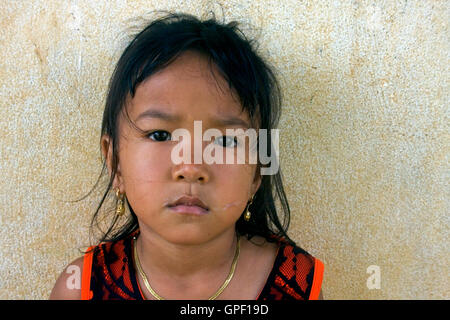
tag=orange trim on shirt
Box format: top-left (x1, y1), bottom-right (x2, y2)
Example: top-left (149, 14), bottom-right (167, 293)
top-left (309, 258), bottom-right (324, 300)
top-left (81, 246), bottom-right (95, 300)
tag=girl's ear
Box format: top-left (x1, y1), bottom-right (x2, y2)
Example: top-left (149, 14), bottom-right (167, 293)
top-left (101, 134), bottom-right (122, 190)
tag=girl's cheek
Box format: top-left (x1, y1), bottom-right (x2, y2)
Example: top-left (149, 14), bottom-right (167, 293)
top-left (123, 145), bottom-right (172, 184)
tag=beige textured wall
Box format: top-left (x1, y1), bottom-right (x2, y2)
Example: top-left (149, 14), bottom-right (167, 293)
top-left (0, 0), bottom-right (448, 299)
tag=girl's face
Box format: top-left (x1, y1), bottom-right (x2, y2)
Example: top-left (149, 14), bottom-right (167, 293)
top-left (103, 51), bottom-right (261, 245)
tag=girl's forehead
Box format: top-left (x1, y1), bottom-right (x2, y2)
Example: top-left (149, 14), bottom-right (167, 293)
top-left (128, 51), bottom-right (249, 121)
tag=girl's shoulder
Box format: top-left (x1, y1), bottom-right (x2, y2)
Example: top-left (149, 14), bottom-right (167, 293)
top-left (81, 231), bottom-right (141, 300)
top-left (49, 231), bottom-right (138, 300)
top-left (254, 235), bottom-right (324, 300)
top-left (49, 256), bottom-right (84, 299)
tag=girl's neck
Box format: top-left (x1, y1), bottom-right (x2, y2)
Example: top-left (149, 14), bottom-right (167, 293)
top-left (135, 225), bottom-right (238, 281)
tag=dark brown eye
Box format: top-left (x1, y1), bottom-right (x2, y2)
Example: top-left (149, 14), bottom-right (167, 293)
top-left (215, 136), bottom-right (238, 148)
top-left (147, 130), bottom-right (171, 142)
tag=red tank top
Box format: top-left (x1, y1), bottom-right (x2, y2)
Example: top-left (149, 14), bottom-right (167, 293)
top-left (81, 230), bottom-right (324, 300)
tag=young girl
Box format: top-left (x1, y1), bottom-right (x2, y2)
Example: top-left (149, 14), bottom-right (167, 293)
top-left (50, 12), bottom-right (323, 300)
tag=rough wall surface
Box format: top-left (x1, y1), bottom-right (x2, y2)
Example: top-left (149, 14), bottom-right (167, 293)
top-left (0, 0), bottom-right (448, 299)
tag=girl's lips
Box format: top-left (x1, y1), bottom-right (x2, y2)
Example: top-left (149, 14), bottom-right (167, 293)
top-left (168, 205), bottom-right (210, 216)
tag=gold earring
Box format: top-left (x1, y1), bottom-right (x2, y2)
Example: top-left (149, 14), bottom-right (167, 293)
top-left (115, 188), bottom-right (125, 217)
top-left (244, 196), bottom-right (254, 222)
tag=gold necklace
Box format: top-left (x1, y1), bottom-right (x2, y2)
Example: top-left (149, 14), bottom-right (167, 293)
top-left (133, 235), bottom-right (241, 300)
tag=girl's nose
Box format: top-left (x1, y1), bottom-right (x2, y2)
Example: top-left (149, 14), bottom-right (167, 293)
top-left (172, 164), bottom-right (209, 184)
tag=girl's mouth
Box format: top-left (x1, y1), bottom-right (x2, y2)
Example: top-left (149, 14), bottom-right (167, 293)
top-left (167, 195), bottom-right (210, 216)
top-left (168, 204), bottom-right (210, 216)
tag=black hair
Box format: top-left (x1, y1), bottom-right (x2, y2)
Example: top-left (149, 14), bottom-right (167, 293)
top-left (91, 12), bottom-right (295, 246)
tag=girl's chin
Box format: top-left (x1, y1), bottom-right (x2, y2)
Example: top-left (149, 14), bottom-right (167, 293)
top-left (160, 233), bottom-right (216, 246)
top-left (154, 225), bottom-right (234, 246)
top-left (137, 211), bottom-right (239, 245)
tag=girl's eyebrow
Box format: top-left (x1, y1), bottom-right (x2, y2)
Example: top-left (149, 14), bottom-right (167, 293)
top-left (210, 114), bottom-right (250, 129)
top-left (135, 109), bottom-right (181, 123)
top-left (135, 108), bottom-right (250, 128)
